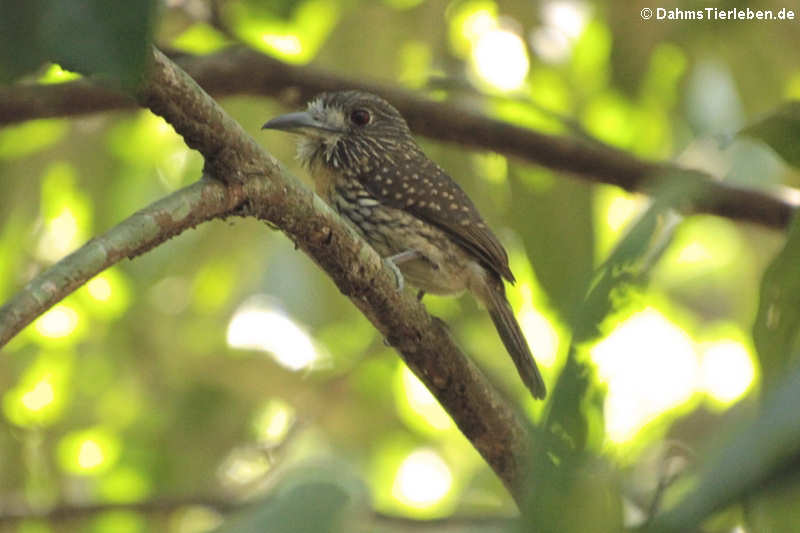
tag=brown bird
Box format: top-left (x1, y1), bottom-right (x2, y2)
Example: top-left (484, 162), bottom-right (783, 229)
top-left (262, 90), bottom-right (546, 399)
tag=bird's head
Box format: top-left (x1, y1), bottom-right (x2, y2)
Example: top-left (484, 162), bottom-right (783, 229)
top-left (262, 90), bottom-right (416, 174)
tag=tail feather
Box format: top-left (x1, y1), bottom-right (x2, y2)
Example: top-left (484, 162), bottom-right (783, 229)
top-left (483, 280), bottom-right (547, 399)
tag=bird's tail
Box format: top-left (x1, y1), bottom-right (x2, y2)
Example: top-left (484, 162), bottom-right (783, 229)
top-left (480, 277), bottom-right (547, 399)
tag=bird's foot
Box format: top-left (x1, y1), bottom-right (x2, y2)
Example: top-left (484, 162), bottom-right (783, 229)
top-left (383, 257), bottom-right (405, 292)
top-left (384, 250), bottom-right (422, 292)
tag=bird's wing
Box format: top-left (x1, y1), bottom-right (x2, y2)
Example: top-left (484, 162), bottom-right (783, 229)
top-left (360, 154), bottom-right (515, 283)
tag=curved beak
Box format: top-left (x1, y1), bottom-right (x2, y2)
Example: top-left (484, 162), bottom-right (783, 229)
top-left (261, 111), bottom-right (342, 134)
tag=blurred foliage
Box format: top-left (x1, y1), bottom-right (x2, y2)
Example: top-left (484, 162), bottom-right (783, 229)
top-left (2, 0), bottom-right (800, 532)
top-left (0, 0), bottom-right (156, 87)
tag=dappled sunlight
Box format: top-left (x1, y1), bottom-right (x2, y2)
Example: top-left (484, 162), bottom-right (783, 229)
top-left (399, 366), bottom-right (454, 431)
top-left (227, 296), bottom-right (324, 371)
top-left (170, 506), bottom-right (224, 533)
top-left (230, 0), bottom-right (339, 64)
top-left (77, 439), bottom-right (106, 470)
top-left (531, 0), bottom-right (590, 62)
top-left (656, 217), bottom-right (745, 284)
top-left (594, 187), bottom-right (648, 262)
top-left (261, 34), bottom-right (303, 57)
top-left (448, 1), bottom-right (529, 91)
top-left (592, 308), bottom-right (699, 443)
top-left (700, 340), bottom-right (756, 405)
top-left (34, 304), bottom-right (79, 339)
top-left (517, 282), bottom-right (560, 367)
top-left (20, 379), bottom-right (55, 412)
top-left (472, 28), bottom-right (529, 91)
top-left (253, 398), bottom-right (296, 445)
top-left (36, 207), bottom-right (81, 262)
top-left (392, 449), bottom-right (453, 509)
top-left (58, 428), bottom-right (121, 475)
top-left (219, 447), bottom-right (271, 487)
top-left (3, 355), bottom-right (71, 427)
top-left (86, 276), bottom-right (113, 302)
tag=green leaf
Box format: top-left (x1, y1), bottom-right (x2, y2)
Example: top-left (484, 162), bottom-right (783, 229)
top-left (40, 0), bottom-right (156, 88)
top-left (740, 101), bottom-right (800, 168)
top-left (511, 171), bottom-right (594, 322)
top-left (215, 470), bottom-right (355, 533)
top-left (753, 215), bottom-right (800, 389)
top-left (0, 0), bottom-right (47, 82)
top-left (647, 365), bottom-right (800, 532)
top-left (570, 183), bottom-right (683, 344)
top-left (0, 0), bottom-right (156, 86)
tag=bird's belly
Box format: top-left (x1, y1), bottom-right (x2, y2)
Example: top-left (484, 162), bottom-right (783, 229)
top-left (333, 194), bottom-right (476, 295)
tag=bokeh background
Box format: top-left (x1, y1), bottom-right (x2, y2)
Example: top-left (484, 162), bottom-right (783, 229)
top-left (2, 0), bottom-right (800, 531)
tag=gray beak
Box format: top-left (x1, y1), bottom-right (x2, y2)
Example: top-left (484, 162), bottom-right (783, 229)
top-left (261, 111), bottom-right (341, 133)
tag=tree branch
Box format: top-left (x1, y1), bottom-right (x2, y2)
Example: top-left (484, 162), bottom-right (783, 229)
top-left (0, 177), bottom-right (242, 347)
top-left (0, 47), bottom-right (794, 229)
top-left (0, 48), bottom-right (534, 504)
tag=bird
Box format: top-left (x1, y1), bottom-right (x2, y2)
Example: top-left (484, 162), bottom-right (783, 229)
top-left (262, 90), bottom-right (546, 399)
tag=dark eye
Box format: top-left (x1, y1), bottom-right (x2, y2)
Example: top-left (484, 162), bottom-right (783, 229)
top-left (350, 109), bottom-right (371, 127)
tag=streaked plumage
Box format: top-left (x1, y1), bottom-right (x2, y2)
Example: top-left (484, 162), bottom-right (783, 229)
top-left (263, 90), bottom-right (546, 399)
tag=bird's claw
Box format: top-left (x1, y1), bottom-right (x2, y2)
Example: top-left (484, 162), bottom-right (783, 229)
top-left (384, 250), bottom-right (421, 293)
top-left (384, 257), bottom-right (405, 292)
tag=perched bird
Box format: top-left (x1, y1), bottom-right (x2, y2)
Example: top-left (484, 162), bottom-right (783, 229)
top-left (262, 90), bottom-right (546, 399)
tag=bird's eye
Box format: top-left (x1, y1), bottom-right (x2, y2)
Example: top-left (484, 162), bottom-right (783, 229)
top-left (349, 109), bottom-right (371, 127)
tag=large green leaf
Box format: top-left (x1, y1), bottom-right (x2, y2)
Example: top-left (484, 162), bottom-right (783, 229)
top-left (740, 102), bottom-right (800, 169)
top-left (521, 183), bottom-right (690, 533)
top-left (753, 215), bottom-right (800, 389)
top-left (214, 464), bottom-right (360, 533)
top-left (647, 364), bottom-right (800, 533)
top-left (0, 0), bottom-right (156, 86)
top-left (510, 170), bottom-right (595, 321)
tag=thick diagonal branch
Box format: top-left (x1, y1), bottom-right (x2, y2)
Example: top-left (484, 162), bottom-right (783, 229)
top-left (0, 47), bottom-right (793, 229)
top-left (0, 49), bottom-right (533, 504)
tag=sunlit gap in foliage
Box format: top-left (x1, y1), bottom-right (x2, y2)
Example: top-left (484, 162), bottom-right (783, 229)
top-left (87, 276), bottom-right (113, 301)
top-left (172, 507), bottom-right (223, 533)
top-left (530, 0), bottom-right (590, 63)
top-left (517, 282), bottom-right (560, 367)
top-left (58, 428), bottom-right (120, 475)
top-left (451, 2), bottom-right (529, 91)
top-left (36, 207), bottom-right (81, 262)
top-left (3, 356), bottom-right (70, 427)
top-left (20, 379), bottom-right (55, 412)
top-left (594, 187), bottom-right (649, 262)
top-left (700, 340), bottom-right (755, 405)
top-left (592, 308), bottom-right (697, 443)
top-left (219, 446), bottom-right (271, 487)
top-left (34, 304), bottom-right (79, 339)
top-left (398, 366), bottom-right (454, 431)
top-left (227, 295), bottom-right (324, 371)
top-left (253, 398), bottom-right (296, 446)
top-left (261, 34), bottom-right (303, 57)
top-left (392, 449), bottom-right (453, 510)
top-left (592, 308), bottom-right (756, 443)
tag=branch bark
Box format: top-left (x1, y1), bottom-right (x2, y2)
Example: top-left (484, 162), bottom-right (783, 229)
top-left (0, 47), bottom-right (794, 229)
top-left (0, 48), bottom-right (534, 504)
